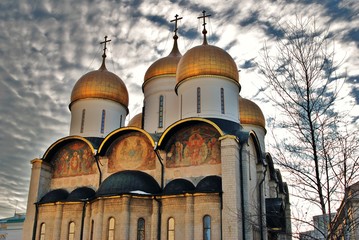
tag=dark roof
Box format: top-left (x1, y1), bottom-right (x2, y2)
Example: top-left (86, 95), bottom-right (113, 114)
top-left (206, 118), bottom-right (242, 136)
top-left (266, 198), bottom-right (286, 232)
top-left (97, 170), bottom-right (161, 197)
top-left (163, 179), bottom-right (195, 195)
top-left (85, 137), bottom-right (104, 149)
top-left (67, 187), bottom-right (96, 201)
top-left (39, 189), bottom-right (69, 203)
top-left (196, 175), bottom-right (222, 193)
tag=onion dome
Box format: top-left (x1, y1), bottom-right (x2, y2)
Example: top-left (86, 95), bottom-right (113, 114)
top-left (239, 97), bottom-right (265, 128)
top-left (143, 33), bottom-right (182, 87)
top-left (127, 112), bottom-right (142, 128)
top-left (176, 44), bottom-right (239, 86)
top-left (176, 12), bottom-right (239, 87)
top-left (70, 57), bottom-right (129, 109)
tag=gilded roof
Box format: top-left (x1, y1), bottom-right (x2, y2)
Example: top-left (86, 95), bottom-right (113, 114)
top-left (144, 37), bottom-right (182, 84)
top-left (127, 112), bottom-right (142, 128)
top-left (176, 43), bottom-right (239, 84)
top-left (239, 97), bottom-right (265, 128)
top-left (71, 62), bottom-right (129, 107)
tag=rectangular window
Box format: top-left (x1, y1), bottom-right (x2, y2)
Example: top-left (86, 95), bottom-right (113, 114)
top-left (80, 109), bottom-right (86, 133)
top-left (101, 110), bottom-right (106, 134)
top-left (197, 87), bottom-right (201, 113)
top-left (220, 88), bottom-right (225, 114)
top-left (159, 95), bottom-right (164, 128)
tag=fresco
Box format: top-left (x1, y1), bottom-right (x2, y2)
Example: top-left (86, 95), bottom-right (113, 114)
top-left (165, 124), bottom-right (221, 168)
top-left (52, 140), bottom-right (96, 178)
top-left (107, 132), bottom-right (156, 172)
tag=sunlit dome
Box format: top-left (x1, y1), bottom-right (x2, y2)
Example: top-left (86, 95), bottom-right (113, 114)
top-left (143, 36), bottom-right (182, 86)
top-left (70, 60), bottom-right (129, 108)
top-left (128, 112), bottom-right (142, 128)
top-left (239, 96), bottom-right (265, 128)
top-left (176, 43), bottom-right (239, 87)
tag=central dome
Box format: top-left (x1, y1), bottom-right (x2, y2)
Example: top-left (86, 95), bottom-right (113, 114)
top-left (70, 62), bottom-right (129, 108)
top-left (143, 36), bottom-right (182, 86)
top-left (176, 44), bottom-right (239, 85)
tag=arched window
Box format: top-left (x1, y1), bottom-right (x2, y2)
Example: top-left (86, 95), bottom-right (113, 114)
top-left (220, 88), bottom-right (225, 114)
top-left (137, 218), bottom-right (145, 240)
top-left (90, 220), bottom-right (94, 240)
top-left (80, 109), bottom-right (86, 133)
top-left (203, 215), bottom-right (211, 240)
top-left (108, 217), bottom-right (115, 240)
top-left (101, 109), bottom-right (106, 133)
top-left (167, 217), bottom-right (175, 240)
top-left (159, 95), bottom-right (164, 128)
top-left (68, 222), bottom-right (75, 240)
top-left (39, 223), bottom-right (45, 240)
top-left (197, 87), bottom-right (201, 113)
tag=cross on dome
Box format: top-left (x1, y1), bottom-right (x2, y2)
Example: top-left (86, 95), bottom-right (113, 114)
top-left (197, 10), bottom-right (211, 44)
top-left (100, 36), bottom-right (111, 59)
top-left (170, 14), bottom-right (183, 38)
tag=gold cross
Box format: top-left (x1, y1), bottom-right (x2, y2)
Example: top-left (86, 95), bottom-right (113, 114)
top-left (100, 36), bottom-right (111, 58)
top-left (170, 14), bottom-right (183, 36)
top-left (197, 10), bottom-right (211, 28)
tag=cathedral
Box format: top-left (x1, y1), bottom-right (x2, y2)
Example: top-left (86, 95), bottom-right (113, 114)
top-left (23, 12), bottom-right (291, 240)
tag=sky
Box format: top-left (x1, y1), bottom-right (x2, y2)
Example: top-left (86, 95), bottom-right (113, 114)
top-left (0, 0), bottom-right (358, 224)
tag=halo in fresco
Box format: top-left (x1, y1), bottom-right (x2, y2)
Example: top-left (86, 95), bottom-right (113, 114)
top-left (52, 140), bottom-right (96, 178)
top-left (165, 124), bottom-right (221, 168)
top-left (107, 132), bottom-right (156, 171)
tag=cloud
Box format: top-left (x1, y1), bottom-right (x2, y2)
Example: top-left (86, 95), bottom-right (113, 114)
top-left (0, 0), bottom-right (358, 220)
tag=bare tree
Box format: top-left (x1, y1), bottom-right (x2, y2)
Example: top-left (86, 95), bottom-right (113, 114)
top-left (258, 17), bottom-right (359, 239)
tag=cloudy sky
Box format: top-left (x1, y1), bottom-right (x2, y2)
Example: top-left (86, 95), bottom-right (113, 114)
top-left (0, 0), bottom-right (358, 221)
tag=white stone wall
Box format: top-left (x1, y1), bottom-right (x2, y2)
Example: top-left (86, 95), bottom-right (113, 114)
top-left (70, 99), bottom-right (127, 137)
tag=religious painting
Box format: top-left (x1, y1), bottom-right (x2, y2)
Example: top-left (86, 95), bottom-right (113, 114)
top-left (107, 132), bottom-right (156, 172)
top-left (52, 140), bottom-right (96, 178)
top-left (165, 123), bottom-right (221, 168)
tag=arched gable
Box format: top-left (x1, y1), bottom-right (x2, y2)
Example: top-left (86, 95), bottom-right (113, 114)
top-left (158, 118), bottom-right (223, 168)
top-left (266, 153), bottom-right (277, 181)
top-left (42, 136), bottom-right (96, 178)
top-left (98, 127), bottom-right (156, 172)
top-left (157, 118), bottom-right (224, 147)
top-left (248, 131), bottom-right (264, 164)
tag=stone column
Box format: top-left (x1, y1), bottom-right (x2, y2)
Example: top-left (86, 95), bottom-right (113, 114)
top-left (94, 199), bottom-right (104, 240)
top-left (220, 136), bottom-right (241, 239)
top-left (185, 195), bottom-right (194, 240)
top-left (22, 159), bottom-right (52, 240)
top-left (52, 203), bottom-right (63, 240)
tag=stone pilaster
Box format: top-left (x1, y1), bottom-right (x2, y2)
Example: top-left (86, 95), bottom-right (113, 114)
top-left (52, 203), bottom-right (63, 240)
top-left (185, 195), bottom-right (194, 240)
top-left (220, 136), bottom-right (241, 239)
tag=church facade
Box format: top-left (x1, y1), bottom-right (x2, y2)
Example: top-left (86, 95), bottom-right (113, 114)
top-left (23, 13), bottom-right (291, 240)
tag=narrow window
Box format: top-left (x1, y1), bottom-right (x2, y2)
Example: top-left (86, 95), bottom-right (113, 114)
top-left (80, 109), bottom-right (86, 133)
top-left (197, 87), bottom-right (201, 113)
top-left (108, 217), bottom-right (115, 240)
top-left (101, 109), bottom-right (106, 133)
top-left (120, 115), bottom-right (123, 128)
top-left (220, 88), bottom-right (225, 114)
top-left (90, 220), bottom-right (94, 240)
top-left (203, 215), bottom-right (211, 240)
top-left (39, 223), bottom-right (46, 240)
top-left (68, 222), bottom-right (75, 240)
top-left (137, 218), bottom-right (145, 240)
top-left (159, 95), bottom-right (164, 128)
top-left (167, 217), bottom-right (175, 240)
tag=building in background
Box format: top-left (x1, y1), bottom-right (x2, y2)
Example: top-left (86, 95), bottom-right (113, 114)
top-left (23, 12), bottom-right (291, 240)
top-left (0, 213), bottom-right (25, 240)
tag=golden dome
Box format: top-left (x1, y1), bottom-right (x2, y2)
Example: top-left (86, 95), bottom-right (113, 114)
top-left (70, 61), bottom-right (129, 108)
top-left (239, 97), bottom-right (265, 128)
top-left (176, 43), bottom-right (239, 86)
top-left (143, 36), bottom-right (182, 86)
top-left (128, 113), bottom-right (143, 128)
